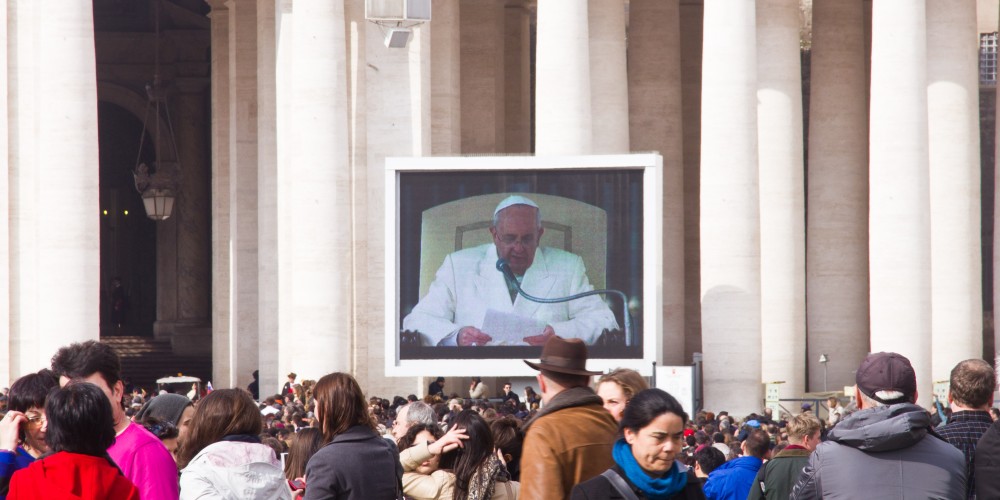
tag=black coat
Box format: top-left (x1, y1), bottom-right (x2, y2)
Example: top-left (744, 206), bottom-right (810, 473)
top-left (502, 391), bottom-right (521, 406)
top-left (570, 464), bottom-right (705, 500)
top-left (427, 381), bottom-right (444, 397)
top-left (303, 425), bottom-right (403, 500)
top-left (976, 420), bottom-right (1000, 499)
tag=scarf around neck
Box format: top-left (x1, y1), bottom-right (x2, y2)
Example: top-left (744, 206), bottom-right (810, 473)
top-left (220, 434), bottom-right (261, 444)
top-left (464, 453), bottom-right (508, 500)
top-left (613, 438), bottom-right (688, 500)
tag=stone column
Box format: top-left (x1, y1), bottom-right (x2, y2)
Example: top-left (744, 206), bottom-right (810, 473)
top-left (535, 0), bottom-right (591, 155)
top-left (504, 0), bottom-right (531, 153)
top-left (172, 78), bottom-right (212, 355)
top-left (460, 0), bottom-right (504, 153)
top-left (628, 0), bottom-right (685, 364)
top-left (8, 0), bottom-right (100, 372)
top-left (346, 0), bottom-right (367, 187)
top-left (700, 0), bottom-right (762, 414)
top-left (431, 0), bottom-right (461, 155)
top-left (589, 0), bottom-right (628, 153)
top-left (154, 215), bottom-right (179, 341)
top-left (207, 0), bottom-right (233, 387)
top-left (996, 6), bottom-right (1000, 361)
top-left (756, 0), bottom-right (805, 396)
top-left (807, 0), bottom-right (870, 392)
top-left (6, 0), bottom-right (35, 375)
top-left (0, 1), bottom-right (9, 383)
top-left (279, 0), bottom-right (353, 380)
top-left (869, 0), bottom-right (931, 406)
top-left (680, 0), bottom-right (703, 363)
top-left (227, 0), bottom-right (260, 388)
top-left (346, 0), bottom-right (367, 387)
top-left (927, 0), bottom-right (981, 379)
top-left (257, 0), bottom-right (279, 392)
top-left (352, 1), bottom-right (429, 396)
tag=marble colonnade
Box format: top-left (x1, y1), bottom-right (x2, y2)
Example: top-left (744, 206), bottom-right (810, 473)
top-left (0, 1), bottom-right (993, 412)
top-left (147, 0), bottom-right (1000, 406)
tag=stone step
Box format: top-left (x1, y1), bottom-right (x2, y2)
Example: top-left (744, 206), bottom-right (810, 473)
top-left (101, 336), bottom-right (213, 394)
top-left (102, 336), bottom-right (172, 355)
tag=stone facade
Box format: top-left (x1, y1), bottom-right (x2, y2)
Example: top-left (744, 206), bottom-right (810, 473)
top-left (0, 1), bottom-right (998, 414)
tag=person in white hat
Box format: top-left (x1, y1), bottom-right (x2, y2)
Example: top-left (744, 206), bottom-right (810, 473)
top-left (402, 194), bottom-right (617, 346)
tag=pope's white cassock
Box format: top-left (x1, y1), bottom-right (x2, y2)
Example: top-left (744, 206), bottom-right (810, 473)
top-left (402, 243), bottom-right (618, 346)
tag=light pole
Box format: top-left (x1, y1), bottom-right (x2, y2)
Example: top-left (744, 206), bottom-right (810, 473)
top-left (819, 354), bottom-right (829, 392)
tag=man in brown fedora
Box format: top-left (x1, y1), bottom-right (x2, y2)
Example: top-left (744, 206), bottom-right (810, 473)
top-left (520, 335), bottom-right (617, 499)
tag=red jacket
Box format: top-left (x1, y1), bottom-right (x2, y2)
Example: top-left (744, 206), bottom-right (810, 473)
top-left (8, 452), bottom-right (140, 500)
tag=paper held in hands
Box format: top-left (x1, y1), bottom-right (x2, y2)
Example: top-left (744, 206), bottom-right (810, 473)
top-left (481, 309), bottom-right (545, 346)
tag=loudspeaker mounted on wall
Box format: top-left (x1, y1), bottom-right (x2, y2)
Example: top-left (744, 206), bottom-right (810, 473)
top-left (384, 28), bottom-right (412, 49)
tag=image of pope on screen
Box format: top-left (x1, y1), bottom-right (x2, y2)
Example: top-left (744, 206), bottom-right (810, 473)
top-left (402, 195), bottom-right (619, 347)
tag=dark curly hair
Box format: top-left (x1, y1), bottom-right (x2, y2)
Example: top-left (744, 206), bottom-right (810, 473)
top-left (50, 340), bottom-right (122, 388)
top-left (397, 422), bottom-right (444, 451)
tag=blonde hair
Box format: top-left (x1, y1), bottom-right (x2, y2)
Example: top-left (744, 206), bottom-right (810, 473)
top-left (596, 368), bottom-right (650, 402)
top-left (786, 413), bottom-right (821, 443)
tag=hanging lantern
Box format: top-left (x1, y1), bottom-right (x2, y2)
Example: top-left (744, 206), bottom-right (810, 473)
top-left (132, 0), bottom-right (180, 222)
top-left (141, 188), bottom-right (175, 221)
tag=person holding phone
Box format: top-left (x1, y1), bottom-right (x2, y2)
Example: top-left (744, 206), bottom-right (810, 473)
top-left (7, 382), bottom-right (140, 499)
top-left (284, 428), bottom-right (324, 499)
top-left (0, 370), bottom-right (59, 500)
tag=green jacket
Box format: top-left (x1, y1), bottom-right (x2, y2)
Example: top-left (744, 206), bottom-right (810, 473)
top-left (746, 447), bottom-right (811, 500)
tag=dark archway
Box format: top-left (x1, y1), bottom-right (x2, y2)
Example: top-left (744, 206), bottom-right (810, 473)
top-left (98, 101), bottom-right (157, 337)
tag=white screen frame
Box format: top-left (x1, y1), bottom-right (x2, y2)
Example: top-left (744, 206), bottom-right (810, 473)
top-left (384, 154), bottom-right (663, 376)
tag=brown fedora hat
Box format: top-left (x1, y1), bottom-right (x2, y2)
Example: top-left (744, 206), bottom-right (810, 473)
top-left (523, 336), bottom-right (601, 376)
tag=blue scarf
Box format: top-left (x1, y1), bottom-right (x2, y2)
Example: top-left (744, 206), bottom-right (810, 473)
top-left (612, 438), bottom-right (688, 500)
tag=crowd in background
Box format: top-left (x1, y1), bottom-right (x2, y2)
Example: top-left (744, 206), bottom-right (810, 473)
top-left (1, 338), bottom-right (1000, 499)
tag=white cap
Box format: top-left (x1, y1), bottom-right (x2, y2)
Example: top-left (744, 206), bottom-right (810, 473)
top-left (493, 195), bottom-right (539, 217)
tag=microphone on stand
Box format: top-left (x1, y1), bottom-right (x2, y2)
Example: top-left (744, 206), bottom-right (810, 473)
top-left (496, 258), bottom-right (634, 346)
top-left (496, 258), bottom-right (519, 286)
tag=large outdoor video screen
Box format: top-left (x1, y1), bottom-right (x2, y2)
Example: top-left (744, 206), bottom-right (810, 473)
top-left (385, 154), bottom-right (662, 376)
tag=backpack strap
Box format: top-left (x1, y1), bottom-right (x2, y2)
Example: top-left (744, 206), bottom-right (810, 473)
top-left (601, 469), bottom-right (641, 500)
top-left (758, 460), bottom-right (769, 495)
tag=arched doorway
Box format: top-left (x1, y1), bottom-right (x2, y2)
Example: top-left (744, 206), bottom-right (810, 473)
top-left (98, 101), bottom-right (158, 337)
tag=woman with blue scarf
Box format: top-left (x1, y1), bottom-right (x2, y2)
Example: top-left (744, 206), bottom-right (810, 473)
top-left (571, 389), bottom-right (704, 500)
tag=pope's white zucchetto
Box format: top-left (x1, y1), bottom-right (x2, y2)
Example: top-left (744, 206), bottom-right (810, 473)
top-left (493, 195), bottom-right (539, 217)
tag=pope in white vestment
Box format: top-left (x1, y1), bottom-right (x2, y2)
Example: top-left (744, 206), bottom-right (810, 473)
top-left (402, 195), bottom-right (618, 346)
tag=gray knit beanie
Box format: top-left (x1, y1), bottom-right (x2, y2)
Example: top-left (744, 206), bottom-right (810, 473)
top-left (135, 393), bottom-right (193, 426)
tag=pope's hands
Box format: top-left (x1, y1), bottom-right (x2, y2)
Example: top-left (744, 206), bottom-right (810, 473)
top-left (458, 326), bottom-right (492, 346)
top-left (523, 325), bottom-right (555, 346)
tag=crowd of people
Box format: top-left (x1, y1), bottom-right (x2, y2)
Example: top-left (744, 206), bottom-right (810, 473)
top-left (2, 336), bottom-right (1000, 499)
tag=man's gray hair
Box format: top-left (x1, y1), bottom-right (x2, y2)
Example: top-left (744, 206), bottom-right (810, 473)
top-left (859, 390), bottom-right (905, 409)
top-left (404, 401), bottom-right (437, 427)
